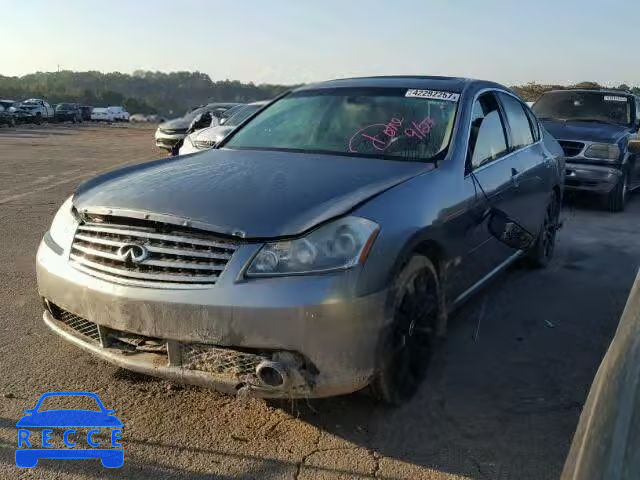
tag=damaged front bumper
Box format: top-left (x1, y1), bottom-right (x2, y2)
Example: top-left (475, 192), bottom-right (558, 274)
top-left (36, 236), bottom-right (389, 398)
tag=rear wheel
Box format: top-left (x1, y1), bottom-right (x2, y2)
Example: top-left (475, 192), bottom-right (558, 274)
top-left (369, 255), bottom-right (441, 405)
top-left (525, 190), bottom-right (560, 269)
top-left (606, 169), bottom-right (628, 212)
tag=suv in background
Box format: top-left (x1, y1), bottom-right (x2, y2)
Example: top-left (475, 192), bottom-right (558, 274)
top-left (79, 105), bottom-right (93, 121)
top-left (54, 103), bottom-right (82, 123)
top-left (19, 98), bottom-right (55, 123)
top-left (533, 90), bottom-right (640, 211)
top-left (0, 100), bottom-right (16, 127)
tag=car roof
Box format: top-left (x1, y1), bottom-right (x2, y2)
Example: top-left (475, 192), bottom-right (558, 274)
top-left (293, 75), bottom-right (503, 94)
top-left (543, 88), bottom-right (635, 98)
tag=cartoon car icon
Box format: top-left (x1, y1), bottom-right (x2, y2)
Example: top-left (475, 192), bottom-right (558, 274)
top-left (15, 391), bottom-right (123, 468)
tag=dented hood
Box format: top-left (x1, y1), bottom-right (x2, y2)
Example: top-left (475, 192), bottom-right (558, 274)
top-left (73, 149), bottom-right (431, 238)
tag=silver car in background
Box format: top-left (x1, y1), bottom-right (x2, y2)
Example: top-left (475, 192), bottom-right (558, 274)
top-left (154, 102), bottom-right (240, 152)
top-left (36, 76), bottom-right (564, 404)
top-left (180, 101), bottom-right (268, 155)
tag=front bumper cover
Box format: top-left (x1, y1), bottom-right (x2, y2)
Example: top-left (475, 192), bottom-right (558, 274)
top-left (564, 162), bottom-right (622, 194)
top-left (37, 237), bottom-right (389, 398)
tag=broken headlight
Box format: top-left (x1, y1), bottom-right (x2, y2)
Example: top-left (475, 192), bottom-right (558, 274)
top-left (246, 216), bottom-right (379, 276)
top-left (48, 196), bottom-right (78, 250)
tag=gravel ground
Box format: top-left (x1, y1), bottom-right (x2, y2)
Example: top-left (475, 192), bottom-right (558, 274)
top-left (0, 124), bottom-right (638, 479)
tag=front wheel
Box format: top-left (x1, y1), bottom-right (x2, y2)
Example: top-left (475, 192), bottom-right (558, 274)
top-left (605, 169), bottom-right (628, 212)
top-left (369, 255), bottom-right (442, 405)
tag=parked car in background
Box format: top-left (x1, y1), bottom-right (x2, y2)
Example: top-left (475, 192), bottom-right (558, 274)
top-left (54, 103), bottom-right (83, 123)
top-left (37, 76), bottom-right (564, 404)
top-left (180, 101), bottom-right (268, 154)
top-left (19, 98), bottom-right (55, 123)
top-left (533, 89), bottom-right (640, 211)
top-left (107, 106), bottom-right (130, 122)
top-left (129, 113), bottom-right (167, 123)
top-left (1, 100), bottom-right (36, 124)
top-left (91, 108), bottom-right (115, 122)
top-left (80, 105), bottom-right (93, 121)
top-left (0, 100), bottom-right (17, 127)
top-left (154, 102), bottom-right (240, 152)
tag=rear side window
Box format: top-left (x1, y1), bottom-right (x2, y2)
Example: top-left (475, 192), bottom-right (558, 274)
top-left (523, 107), bottom-right (541, 142)
top-left (498, 93), bottom-right (534, 149)
top-left (468, 92), bottom-right (509, 169)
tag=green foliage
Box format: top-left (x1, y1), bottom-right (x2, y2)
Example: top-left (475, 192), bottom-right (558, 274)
top-left (0, 70), bottom-right (293, 117)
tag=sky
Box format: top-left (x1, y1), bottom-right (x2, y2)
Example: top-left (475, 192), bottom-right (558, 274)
top-left (2, 0), bottom-right (637, 87)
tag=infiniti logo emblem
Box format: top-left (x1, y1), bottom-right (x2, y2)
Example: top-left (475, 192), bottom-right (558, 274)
top-left (117, 243), bottom-right (149, 264)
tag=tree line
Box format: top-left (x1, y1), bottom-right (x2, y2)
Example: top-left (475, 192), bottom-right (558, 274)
top-left (0, 70), bottom-right (293, 117)
top-left (0, 71), bottom-right (637, 117)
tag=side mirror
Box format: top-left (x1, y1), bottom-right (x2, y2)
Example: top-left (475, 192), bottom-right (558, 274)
top-left (628, 135), bottom-right (640, 155)
top-left (488, 209), bottom-right (535, 250)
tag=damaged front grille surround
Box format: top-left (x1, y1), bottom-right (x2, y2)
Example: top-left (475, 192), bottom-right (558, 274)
top-left (68, 216), bottom-right (239, 287)
top-left (558, 140), bottom-right (585, 158)
top-left (46, 303), bottom-right (316, 393)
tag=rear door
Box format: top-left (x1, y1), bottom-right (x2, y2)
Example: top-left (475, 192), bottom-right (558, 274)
top-left (496, 92), bottom-right (550, 234)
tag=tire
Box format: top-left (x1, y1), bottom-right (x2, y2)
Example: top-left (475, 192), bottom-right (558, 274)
top-left (369, 255), bottom-right (442, 405)
top-left (605, 169), bottom-right (628, 212)
top-left (524, 190), bottom-right (560, 269)
top-left (35, 113), bottom-right (42, 125)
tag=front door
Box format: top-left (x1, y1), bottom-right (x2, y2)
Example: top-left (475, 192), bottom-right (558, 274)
top-left (452, 91), bottom-right (521, 300)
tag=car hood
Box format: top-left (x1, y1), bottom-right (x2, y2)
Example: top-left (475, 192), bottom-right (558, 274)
top-left (73, 149), bottom-right (432, 238)
top-left (16, 410), bottom-right (123, 428)
top-left (541, 119), bottom-right (630, 143)
top-left (159, 116), bottom-right (191, 130)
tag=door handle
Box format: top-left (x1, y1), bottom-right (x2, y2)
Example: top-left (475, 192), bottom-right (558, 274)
top-left (511, 168), bottom-right (521, 187)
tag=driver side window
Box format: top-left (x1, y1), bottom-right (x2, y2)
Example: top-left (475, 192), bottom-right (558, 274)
top-left (468, 93), bottom-right (509, 170)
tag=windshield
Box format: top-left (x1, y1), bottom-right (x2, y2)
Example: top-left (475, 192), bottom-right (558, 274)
top-left (225, 88), bottom-right (458, 162)
top-left (533, 91), bottom-right (632, 126)
top-left (56, 103), bottom-right (72, 110)
top-left (225, 104), bottom-right (263, 127)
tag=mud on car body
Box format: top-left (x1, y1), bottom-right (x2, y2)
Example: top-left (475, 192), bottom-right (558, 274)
top-left (533, 89), bottom-right (640, 211)
top-left (37, 76), bottom-right (565, 404)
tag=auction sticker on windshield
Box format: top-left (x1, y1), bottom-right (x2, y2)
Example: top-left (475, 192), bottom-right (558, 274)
top-left (604, 95), bottom-right (628, 102)
top-left (405, 89), bottom-right (460, 101)
top-left (15, 391), bottom-right (123, 469)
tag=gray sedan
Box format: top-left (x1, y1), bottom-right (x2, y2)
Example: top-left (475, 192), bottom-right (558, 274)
top-left (36, 76), bottom-right (565, 404)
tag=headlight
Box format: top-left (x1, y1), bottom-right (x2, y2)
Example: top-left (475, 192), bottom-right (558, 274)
top-left (49, 196), bottom-right (78, 249)
top-left (246, 216), bottom-right (380, 276)
top-left (584, 143), bottom-right (620, 161)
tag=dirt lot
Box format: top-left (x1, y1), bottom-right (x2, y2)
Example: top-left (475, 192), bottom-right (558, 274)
top-left (0, 124), bottom-right (638, 479)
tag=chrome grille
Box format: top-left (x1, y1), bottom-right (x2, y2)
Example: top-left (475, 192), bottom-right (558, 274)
top-left (69, 220), bottom-right (238, 287)
top-left (49, 304), bottom-right (101, 343)
top-left (558, 140), bottom-right (584, 158)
